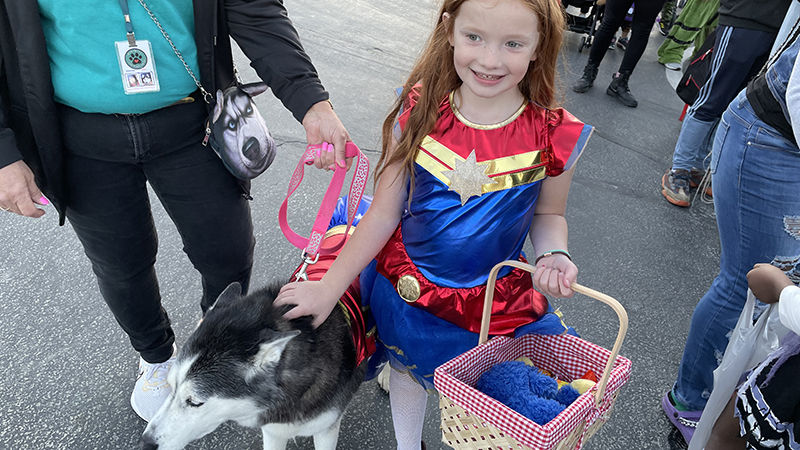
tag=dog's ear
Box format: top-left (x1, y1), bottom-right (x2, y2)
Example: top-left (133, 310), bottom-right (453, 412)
top-left (212, 89), bottom-right (225, 123)
top-left (212, 282), bottom-right (242, 310)
top-left (251, 330), bottom-right (301, 370)
top-left (239, 82), bottom-right (269, 98)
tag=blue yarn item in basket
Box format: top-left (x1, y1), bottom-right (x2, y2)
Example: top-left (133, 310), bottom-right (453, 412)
top-left (475, 361), bottom-right (581, 425)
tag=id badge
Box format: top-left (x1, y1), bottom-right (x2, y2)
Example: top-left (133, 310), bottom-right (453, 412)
top-left (115, 40), bottom-right (160, 94)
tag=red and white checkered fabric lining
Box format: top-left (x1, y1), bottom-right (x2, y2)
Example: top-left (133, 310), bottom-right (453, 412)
top-left (435, 334), bottom-right (632, 450)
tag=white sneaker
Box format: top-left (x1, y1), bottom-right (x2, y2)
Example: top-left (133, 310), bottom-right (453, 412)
top-left (130, 345), bottom-right (177, 422)
top-left (664, 62), bottom-right (681, 71)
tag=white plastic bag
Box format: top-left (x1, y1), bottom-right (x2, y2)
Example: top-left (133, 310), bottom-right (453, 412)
top-left (689, 289), bottom-right (789, 450)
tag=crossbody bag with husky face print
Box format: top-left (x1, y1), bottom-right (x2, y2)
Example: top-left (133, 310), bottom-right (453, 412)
top-left (130, 0), bottom-right (276, 180)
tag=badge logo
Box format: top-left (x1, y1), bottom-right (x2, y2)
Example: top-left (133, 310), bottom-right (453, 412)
top-left (124, 48), bottom-right (148, 69)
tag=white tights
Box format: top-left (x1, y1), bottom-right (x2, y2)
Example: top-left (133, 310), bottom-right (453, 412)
top-left (389, 367), bottom-right (428, 450)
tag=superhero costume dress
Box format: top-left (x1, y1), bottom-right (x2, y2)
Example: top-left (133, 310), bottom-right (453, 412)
top-left (360, 91), bottom-right (593, 389)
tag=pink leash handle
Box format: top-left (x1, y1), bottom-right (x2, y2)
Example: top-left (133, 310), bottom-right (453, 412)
top-left (279, 141), bottom-right (369, 259)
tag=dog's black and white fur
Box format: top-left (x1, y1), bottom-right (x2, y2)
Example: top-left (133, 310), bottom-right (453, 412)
top-left (138, 282), bottom-right (365, 450)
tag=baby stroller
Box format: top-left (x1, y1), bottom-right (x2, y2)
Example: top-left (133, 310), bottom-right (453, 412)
top-left (562, 0), bottom-right (604, 53)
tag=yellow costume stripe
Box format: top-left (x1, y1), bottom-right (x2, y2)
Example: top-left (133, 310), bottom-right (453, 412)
top-left (417, 136), bottom-right (547, 191)
top-left (485, 166), bottom-right (547, 193)
top-left (324, 224), bottom-right (356, 240)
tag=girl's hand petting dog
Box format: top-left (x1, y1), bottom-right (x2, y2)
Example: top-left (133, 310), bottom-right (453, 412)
top-left (275, 280), bottom-right (340, 328)
top-left (532, 254), bottom-right (578, 298)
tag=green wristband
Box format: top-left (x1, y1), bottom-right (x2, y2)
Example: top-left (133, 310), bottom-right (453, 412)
top-left (534, 250), bottom-right (572, 265)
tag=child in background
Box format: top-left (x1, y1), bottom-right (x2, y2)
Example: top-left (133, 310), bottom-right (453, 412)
top-left (658, 0), bottom-right (677, 35)
top-left (276, 0), bottom-right (592, 448)
top-left (705, 263), bottom-right (800, 450)
top-left (612, 4), bottom-right (634, 50)
top-left (657, 0), bottom-right (720, 71)
top-left (595, 0), bottom-right (632, 50)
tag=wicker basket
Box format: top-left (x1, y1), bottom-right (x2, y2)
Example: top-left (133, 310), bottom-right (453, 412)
top-left (434, 260), bottom-right (631, 450)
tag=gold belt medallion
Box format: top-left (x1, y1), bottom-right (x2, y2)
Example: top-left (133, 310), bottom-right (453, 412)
top-left (396, 274), bottom-right (421, 303)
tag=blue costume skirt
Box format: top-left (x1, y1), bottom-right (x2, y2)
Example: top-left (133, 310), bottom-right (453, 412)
top-left (330, 196), bottom-right (576, 390)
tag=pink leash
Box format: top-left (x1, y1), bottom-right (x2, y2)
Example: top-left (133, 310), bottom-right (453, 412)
top-left (279, 141), bottom-right (369, 280)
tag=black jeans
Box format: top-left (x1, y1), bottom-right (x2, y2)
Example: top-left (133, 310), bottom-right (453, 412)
top-left (59, 98), bottom-right (255, 363)
top-left (589, 0), bottom-right (667, 74)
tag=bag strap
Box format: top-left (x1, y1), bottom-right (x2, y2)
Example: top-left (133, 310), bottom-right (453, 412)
top-left (135, 0), bottom-right (213, 103)
top-left (279, 142), bottom-right (369, 265)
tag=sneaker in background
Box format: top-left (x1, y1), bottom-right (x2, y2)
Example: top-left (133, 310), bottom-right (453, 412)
top-left (661, 391), bottom-right (703, 444)
top-left (664, 62), bottom-right (681, 71)
top-left (131, 345), bottom-right (177, 422)
top-left (609, 36), bottom-right (617, 49)
top-left (659, 20), bottom-right (672, 36)
top-left (661, 168), bottom-right (692, 207)
top-left (616, 37), bottom-right (629, 51)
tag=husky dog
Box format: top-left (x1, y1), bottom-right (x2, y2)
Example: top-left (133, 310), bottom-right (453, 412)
top-left (208, 82), bottom-right (276, 180)
top-left (138, 282), bottom-right (365, 450)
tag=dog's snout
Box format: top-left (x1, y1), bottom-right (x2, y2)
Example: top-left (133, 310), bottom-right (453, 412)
top-left (138, 435), bottom-right (159, 450)
top-left (242, 137), bottom-right (261, 161)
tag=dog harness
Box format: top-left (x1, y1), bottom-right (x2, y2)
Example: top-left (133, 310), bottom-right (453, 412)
top-left (290, 227), bottom-right (376, 367)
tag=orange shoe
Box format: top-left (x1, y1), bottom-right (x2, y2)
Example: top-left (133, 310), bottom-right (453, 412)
top-left (661, 169), bottom-right (691, 207)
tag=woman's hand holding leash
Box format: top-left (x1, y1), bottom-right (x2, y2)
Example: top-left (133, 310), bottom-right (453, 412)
top-left (532, 254), bottom-right (578, 298)
top-left (275, 280), bottom-right (341, 328)
top-left (302, 100), bottom-right (352, 171)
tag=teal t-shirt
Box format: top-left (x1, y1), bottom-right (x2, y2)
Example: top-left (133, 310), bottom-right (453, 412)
top-left (37, 0), bottom-right (200, 114)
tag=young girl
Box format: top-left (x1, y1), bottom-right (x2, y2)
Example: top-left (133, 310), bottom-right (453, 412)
top-left (276, 0), bottom-right (592, 448)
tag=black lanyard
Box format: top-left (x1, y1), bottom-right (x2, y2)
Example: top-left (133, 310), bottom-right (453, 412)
top-left (118, 0), bottom-right (137, 45)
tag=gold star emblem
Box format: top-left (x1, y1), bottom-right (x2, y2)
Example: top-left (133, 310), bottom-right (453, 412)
top-left (441, 150), bottom-right (497, 205)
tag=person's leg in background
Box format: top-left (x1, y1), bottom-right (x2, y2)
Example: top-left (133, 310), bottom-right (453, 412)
top-left (606, 0), bottom-right (668, 107)
top-left (615, 20), bottom-right (632, 50)
top-left (664, 92), bottom-right (800, 444)
top-left (573, 0), bottom-right (634, 93)
top-left (659, 0), bottom-right (677, 35)
top-left (657, 0), bottom-right (720, 69)
top-left (662, 26), bottom-right (774, 207)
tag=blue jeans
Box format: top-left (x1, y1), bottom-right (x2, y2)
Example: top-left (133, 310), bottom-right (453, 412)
top-left (670, 114), bottom-right (719, 172)
top-left (673, 91), bottom-right (800, 411)
top-left (59, 98), bottom-right (255, 363)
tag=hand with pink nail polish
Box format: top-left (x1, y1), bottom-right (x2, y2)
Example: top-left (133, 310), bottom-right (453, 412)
top-left (301, 99), bottom-right (353, 172)
top-left (0, 160), bottom-right (47, 218)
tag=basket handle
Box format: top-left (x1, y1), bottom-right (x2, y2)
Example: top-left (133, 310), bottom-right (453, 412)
top-left (479, 260), bottom-right (629, 407)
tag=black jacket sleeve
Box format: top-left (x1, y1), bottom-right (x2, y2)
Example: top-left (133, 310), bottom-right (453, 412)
top-left (0, 51), bottom-right (24, 170)
top-left (224, 0), bottom-right (329, 123)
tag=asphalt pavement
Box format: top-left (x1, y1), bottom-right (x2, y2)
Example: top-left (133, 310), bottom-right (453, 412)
top-left (0, 1), bottom-right (719, 449)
